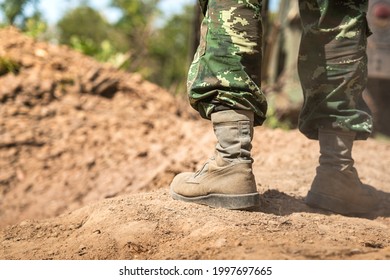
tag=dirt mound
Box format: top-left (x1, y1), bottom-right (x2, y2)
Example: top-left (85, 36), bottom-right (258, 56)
top-left (1, 28), bottom-right (390, 260)
top-left (0, 27), bottom-right (206, 227)
top-left (2, 127), bottom-right (390, 260)
top-left (2, 188), bottom-right (390, 260)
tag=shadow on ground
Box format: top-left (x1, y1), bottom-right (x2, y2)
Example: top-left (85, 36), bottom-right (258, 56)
top-left (256, 188), bottom-right (390, 219)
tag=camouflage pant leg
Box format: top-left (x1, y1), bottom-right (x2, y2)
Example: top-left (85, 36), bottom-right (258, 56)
top-left (298, 0), bottom-right (373, 140)
top-left (188, 0), bottom-right (267, 126)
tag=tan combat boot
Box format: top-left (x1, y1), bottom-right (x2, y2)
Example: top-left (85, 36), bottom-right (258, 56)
top-left (170, 110), bottom-right (259, 210)
top-left (305, 128), bottom-right (379, 215)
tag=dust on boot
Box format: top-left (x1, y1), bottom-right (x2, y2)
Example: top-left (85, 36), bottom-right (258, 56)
top-left (170, 110), bottom-right (260, 210)
top-left (305, 128), bottom-right (380, 215)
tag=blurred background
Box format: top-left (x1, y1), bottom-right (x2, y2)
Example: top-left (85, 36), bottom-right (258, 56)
top-left (0, 0), bottom-right (389, 136)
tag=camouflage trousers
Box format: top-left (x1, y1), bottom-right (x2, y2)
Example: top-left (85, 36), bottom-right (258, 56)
top-left (188, 0), bottom-right (372, 140)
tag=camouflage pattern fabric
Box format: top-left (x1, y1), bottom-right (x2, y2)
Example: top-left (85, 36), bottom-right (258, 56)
top-left (189, 0), bottom-right (372, 139)
top-left (298, 0), bottom-right (372, 140)
top-left (188, 0), bottom-right (267, 126)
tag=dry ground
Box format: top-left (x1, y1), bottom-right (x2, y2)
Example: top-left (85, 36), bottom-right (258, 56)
top-left (1, 27), bottom-right (390, 260)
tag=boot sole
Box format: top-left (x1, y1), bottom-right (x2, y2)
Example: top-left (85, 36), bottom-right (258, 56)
top-left (305, 190), bottom-right (375, 216)
top-left (170, 189), bottom-right (260, 210)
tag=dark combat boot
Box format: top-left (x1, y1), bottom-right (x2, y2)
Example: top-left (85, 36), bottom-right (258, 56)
top-left (305, 128), bottom-right (379, 215)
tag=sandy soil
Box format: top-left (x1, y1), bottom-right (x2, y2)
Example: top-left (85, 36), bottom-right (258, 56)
top-left (1, 27), bottom-right (390, 260)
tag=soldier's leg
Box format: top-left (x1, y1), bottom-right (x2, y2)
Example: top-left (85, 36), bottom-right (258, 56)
top-left (188, 0), bottom-right (267, 126)
top-left (298, 0), bottom-right (379, 215)
top-left (170, 0), bottom-right (265, 210)
top-left (298, 0), bottom-right (372, 139)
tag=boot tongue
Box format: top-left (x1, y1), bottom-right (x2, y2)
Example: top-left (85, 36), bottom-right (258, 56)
top-left (193, 159), bottom-right (210, 178)
top-left (193, 154), bottom-right (230, 180)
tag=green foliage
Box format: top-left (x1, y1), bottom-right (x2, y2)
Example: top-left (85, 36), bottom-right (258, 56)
top-left (111, 0), bottom-right (160, 33)
top-left (23, 15), bottom-right (46, 38)
top-left (57, 5), bottom-right (129, 67)
top-left (54, 0), bottom-right (194, 93)
top-left (0, 56), bottom-right (21, 76)
top-left (148, 4), bottom-right (195, 94)
top-left (70, 36), bottom-right (129, 69)
top-left (0, 0), bottom-right (39, 26)
top-left (1, 0), bottom-right (29, 25)
top-left (264, 107), bottom-right (292, 130)
top-left (57, 6), bottom-right (125, 48)
top-left (0, 0), bottom-right (46, 38)
top-left (69, 36), bottom-right (101, 57)
top-left (109, 0), bottom-right (161, 73)
top-left (53, 1), bottom-right (194, 94)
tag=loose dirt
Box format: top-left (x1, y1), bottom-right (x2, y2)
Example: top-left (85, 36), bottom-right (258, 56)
top-left (1, 27), bottom-right (389, 260)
